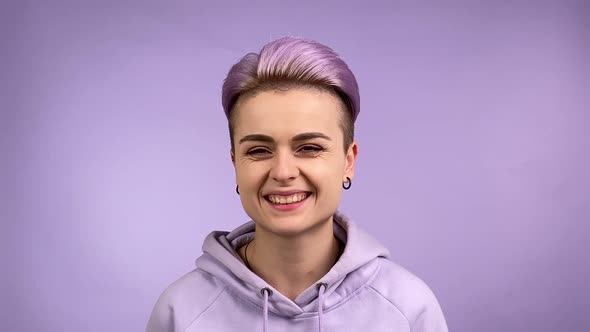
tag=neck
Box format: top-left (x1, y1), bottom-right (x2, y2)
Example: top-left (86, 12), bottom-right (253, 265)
top-left (242, 217), bottom-right (342, 301)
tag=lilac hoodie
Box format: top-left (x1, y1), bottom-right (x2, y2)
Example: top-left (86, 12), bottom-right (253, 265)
top-left (146, 212), bottom-right (448, 332)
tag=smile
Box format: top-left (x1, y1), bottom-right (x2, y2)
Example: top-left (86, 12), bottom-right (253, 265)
top-left (266, 192), bottom-right (309, 204)
top-left (263, 192), bottom-right (311, 211)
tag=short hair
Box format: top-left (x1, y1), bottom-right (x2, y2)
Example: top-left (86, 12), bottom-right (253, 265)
top-left (221, 36), bottom-right (360, 153)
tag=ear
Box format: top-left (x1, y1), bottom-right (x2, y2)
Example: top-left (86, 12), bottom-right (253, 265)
top-left (344, 141), bottom-right (358, 180)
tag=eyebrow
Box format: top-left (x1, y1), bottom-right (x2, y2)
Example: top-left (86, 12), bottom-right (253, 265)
top-left (238, 132), bottom-right (332, 145)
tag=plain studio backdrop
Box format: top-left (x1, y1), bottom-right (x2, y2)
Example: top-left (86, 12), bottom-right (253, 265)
top-left (1, 0), bottom-right (588, 331)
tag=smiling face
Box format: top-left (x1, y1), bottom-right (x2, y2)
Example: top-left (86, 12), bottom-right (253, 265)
top-left (231, 88), bottom-right (358, 237)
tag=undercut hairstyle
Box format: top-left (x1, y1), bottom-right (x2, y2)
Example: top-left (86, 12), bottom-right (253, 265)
top-left (221, 36), bottom-right (360, 153)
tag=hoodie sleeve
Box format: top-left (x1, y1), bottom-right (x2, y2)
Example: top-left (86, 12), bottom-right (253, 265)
top-left (145, 291), bottom-right (175, 332)
top-left (410, 287), bottom-right (449, 332)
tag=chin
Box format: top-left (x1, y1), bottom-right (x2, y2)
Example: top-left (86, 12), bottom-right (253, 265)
top-left (256, 213), bottom-right (332, 238)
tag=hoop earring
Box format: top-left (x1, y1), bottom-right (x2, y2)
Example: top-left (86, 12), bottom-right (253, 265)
top-left (343, 177), bottom-right (352, 190)
top-left (236, 185), bottom-right (239, 195)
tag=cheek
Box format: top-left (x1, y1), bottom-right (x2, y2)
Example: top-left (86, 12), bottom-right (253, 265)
top-left (307, 161), bottom-right (344, 188)
top-left (236, 163), bottom-right (266, 188)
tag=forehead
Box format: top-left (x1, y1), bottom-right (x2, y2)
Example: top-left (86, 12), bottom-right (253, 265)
top-left (233, 88), bottom-right (343, 137)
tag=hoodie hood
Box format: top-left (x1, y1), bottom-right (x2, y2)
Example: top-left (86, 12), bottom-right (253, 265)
top-left (147, 211), bottom-right (449, 332)
top-left (195, 211), bottom-right (390, 328)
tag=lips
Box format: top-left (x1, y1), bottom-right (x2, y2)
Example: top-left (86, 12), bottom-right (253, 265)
top-left (263, 190), bottom-right (311, 196)
top-left (265, 192), bottom-right (309, 204)
top-left (262, 191), bottom-right (312, 206)
top-left (262, 191), bottom-right (311, 211)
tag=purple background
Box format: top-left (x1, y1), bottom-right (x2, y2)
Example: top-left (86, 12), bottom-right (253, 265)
top-left (3, 1), bottom-right (589, 331)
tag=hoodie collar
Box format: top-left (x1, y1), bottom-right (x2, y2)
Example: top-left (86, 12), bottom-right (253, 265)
top-left (195, 211), bottom-right (391, 317)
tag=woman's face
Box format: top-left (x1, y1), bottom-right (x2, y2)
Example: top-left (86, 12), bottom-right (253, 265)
top-left (231, 88), bottom-right (357, 237)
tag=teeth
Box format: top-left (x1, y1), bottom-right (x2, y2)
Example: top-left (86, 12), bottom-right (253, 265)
top-left (267, 193), bottom-right (308, 204)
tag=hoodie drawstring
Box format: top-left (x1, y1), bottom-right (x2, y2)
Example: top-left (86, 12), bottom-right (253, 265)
top-left (316, 282), bottom-right (328, 332)
top-left (260, 283), bottom-right (327, 332)
top-left (261, 288), bottom-right (272, 332)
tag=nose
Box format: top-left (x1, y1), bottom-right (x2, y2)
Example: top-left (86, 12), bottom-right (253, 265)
top-left (269, 150), bottom-right (299, 182)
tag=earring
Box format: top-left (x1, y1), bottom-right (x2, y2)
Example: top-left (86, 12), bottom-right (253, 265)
top-left (236, 185), bottom-right (240, 195)
top-left (343, 177), bottom-right (352, 190)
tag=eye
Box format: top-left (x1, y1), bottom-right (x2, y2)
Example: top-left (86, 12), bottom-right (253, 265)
top-left (245, 148), bottom-right (271, 156)
top-left (298, 145), bottom-right (324, 154)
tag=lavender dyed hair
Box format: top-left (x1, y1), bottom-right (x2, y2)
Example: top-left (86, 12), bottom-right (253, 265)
top-left (221, 36), bottom-right (360, 152)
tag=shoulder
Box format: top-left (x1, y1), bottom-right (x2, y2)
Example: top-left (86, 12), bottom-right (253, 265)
top-left (146, 269), bottom-right (227, 332)
top-left (366, 258), bottom-right (448, 331)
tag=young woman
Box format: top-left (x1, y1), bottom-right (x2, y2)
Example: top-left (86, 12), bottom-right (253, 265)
top-left (146, 37), bottom-right (448, 332)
